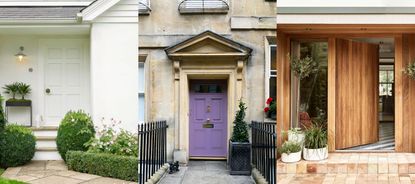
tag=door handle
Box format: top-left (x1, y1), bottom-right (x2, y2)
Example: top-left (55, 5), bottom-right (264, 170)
top-left (45, 88), bottom-right (51, 94)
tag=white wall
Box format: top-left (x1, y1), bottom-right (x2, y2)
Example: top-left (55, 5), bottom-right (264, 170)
top-left (0, 35), bottom-right (89, 126)
top-left (90, 23), bottom-right (139, 132)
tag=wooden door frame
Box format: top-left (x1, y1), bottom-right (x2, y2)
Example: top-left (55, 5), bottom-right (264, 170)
top-left (276, 25), bottom-right (406, 152)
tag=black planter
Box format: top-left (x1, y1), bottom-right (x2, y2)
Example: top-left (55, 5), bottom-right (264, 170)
top-left (267, 111), bottom-right (276, 120)
top-left (228, 141), bottom-right (251, 175)
top-left (6, 99), bottom-right (31, 107)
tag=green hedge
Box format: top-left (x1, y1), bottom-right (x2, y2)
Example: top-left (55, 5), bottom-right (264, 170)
top-left (0, 124), bottom-right (36, 167)
top-left (56, 110), bottom-right (95, 161)
top-left (66, 151), bottom-right (138, 181)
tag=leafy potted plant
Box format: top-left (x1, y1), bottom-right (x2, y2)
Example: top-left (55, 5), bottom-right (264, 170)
top-left (3, 82), bottom-right (20, 100)
top-left (286, 128), bottom-right (305, 145)
top-left (3, 82), bottom-right (32, 106)
top-left (303, 123), bottom-right (328, 161)
top-left (229, 100), bottom-right (251, 175)
top-left (278, 141), bottom-right (302, 163)
top-left (289, 55), bottom-right (319, 141)
top-left (264, 97), bottom-right (276, 120)
top-left (404, 60), bottom-right (415, 80)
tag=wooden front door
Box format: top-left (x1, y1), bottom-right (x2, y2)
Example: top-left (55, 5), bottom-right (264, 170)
top-left (335, 38), bottom-right (379, 149)
top-left (189, 80), bottom-right (228, 157)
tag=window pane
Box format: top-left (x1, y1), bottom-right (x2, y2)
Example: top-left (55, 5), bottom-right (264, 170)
top-left (270, 46), bottom-right (277, 71)
top-left (269, 77), bottom-right (276, 100)
top-left (193, 84), bottom-right (223, 93)
top-left (138, 62), bottom-right (145, 92)
top-left (138, 93), bottom-right (145, 122)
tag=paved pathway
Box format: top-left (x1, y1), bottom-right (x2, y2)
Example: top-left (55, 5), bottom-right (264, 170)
top-left (1, 160), bottom-right (136, 184)
top-left (158, 161), bottom-right (255, 184)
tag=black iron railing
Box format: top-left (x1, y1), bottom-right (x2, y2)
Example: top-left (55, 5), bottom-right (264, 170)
top-left (251, 121), bottom-right (277, 184)
top-left (138, 121), bottom-right (168, 184)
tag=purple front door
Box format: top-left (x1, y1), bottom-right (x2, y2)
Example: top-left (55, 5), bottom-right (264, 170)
top-left (189, 80), bottom-right (228, 157)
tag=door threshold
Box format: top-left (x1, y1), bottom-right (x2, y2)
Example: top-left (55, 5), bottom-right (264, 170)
top-left (189, 157), bottom-right (226, 160)
top-left (334, 149), bottom-right (395, 153)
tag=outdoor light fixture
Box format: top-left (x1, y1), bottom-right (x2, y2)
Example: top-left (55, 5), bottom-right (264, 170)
top-left (15, 46), bottom-right (26, 62)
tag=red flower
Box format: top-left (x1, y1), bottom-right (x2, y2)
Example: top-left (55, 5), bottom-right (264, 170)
top-left (266, 97), bottom-right (273, 104)
top-left (264, 107), bottom-right (270, 113)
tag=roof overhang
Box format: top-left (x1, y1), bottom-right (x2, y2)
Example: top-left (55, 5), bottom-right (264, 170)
top-left (165, 30), bottom-right (252, 61)
top-left (79, 0), bottom-right (120, 22)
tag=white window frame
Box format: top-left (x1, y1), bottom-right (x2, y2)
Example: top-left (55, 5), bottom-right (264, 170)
top-left (138, 55), bottom-right (147, 123)
top-left (265, 37), bottom-right (277, 102)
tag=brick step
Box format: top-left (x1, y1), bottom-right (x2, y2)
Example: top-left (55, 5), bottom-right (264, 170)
top-left (277, 153), bottom-right (415, 174)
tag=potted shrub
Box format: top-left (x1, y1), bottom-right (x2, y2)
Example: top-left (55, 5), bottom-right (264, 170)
top-left (278, 141), bottom-right (302, 163)
top-left (290, 55), bottom-right (319, 128)
top-left (303, 123), bottom-right (328, 161)
top-left (264, 97), bottom-right (276, 120)
top-left (3, 82), bottom-right (32, 106)
top-left (286, 128), bottom-right (305, 145)
top-left (229, 100), bottom-right (251, 175)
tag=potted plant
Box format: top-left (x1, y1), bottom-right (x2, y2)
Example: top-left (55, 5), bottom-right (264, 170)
top-left (290, 55), bottom-right (319, 128)
top-left (17, 82), bottom-right (31, 100)
top-left (278, 141), bottom-right (302, 163)
top-left (286, 128), bottom-right (305, 145)
top-left (264, 97), bottom-right (276, 120)
top-left (229, 100), bottom-right (251, 175)
top-left (303, 123), bottom-right (328, 161)
top-left (404, 60), bottom-right (415, 80)
top-left (3, 82), bottom-right (20, 100)
top-left (3, 82), bottom-right (32, 106)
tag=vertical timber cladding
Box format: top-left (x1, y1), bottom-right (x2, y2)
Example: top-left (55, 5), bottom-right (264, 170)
top-left (335, 38), bottom-right (379, 150)
top-left (276, 32), bottom-right (291, 147)
top-left (396, 34), bottom-right (415, 152)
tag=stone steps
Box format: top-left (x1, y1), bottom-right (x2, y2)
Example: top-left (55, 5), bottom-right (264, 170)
top-left (31, 126), bottom-right (62, 160)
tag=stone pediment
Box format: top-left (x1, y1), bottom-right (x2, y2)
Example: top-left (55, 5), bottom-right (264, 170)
top-left (165, 30), bottom-right (252, 60)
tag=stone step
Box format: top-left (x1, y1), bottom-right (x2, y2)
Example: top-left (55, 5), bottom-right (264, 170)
top-left (31, 126), bottom-right (59, 131)
top-left (36, 147), bottom-right (58, 152)
top-left (36, 136), bottom-right (56, 141)
top-left (36, 140), bottom-right (57, 148)
top-left (33, 151), bottom-right (62, 160)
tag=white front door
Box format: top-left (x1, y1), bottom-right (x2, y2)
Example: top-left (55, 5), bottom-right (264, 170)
top-left (42, 39), bottom-right (89, 126)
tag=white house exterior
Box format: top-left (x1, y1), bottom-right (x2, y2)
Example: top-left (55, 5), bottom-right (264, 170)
top-left (0, 0), bottom-right (138, 160)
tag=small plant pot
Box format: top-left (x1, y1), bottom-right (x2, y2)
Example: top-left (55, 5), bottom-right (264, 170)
top-left (303, 147), bottom-right (328, 161)
top-left (281, 151), bottom-right (302, 163)
top-left (288, 131), bottom-right (305, 145)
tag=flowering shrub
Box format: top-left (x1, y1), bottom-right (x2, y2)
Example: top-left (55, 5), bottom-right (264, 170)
top-left (85, 118), bottom-right (138, 157)
top-left (264, 97), bottom-right (276, 114)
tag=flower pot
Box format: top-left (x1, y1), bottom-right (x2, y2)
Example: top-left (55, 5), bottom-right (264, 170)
top-left (288, 131), bottom-right (305, 144)
top-left (281, 151), bottom-right (301, 163)
top-left (228, 141), bottom-right (251, 175)
top-left (303, 146), bottom-right (328, 161)
top-left (266, 111), bottom-right (276, 120)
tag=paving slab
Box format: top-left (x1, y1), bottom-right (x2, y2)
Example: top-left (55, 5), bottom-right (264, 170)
top-left (158, 161), bottom-right (255, 184)
top-left (0, 161), bottom-right (136, 184)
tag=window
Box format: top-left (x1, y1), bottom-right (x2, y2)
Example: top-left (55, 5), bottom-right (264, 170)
top-left (139, 0), bottom-right (151, 15)
top-left (379, 66), bottom-right (394, 97)
top-left (179, 0), bottom-right (229, 14)
top-left (138, 61), bottom-right (146, 122)
top-left (267, 44), bottom-right (277, 101)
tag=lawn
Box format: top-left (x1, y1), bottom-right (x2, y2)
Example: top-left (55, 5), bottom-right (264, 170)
top-left (0, 168), bottom-right (27, 184)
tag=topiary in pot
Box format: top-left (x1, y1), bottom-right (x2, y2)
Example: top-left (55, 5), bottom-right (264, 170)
top-left (0, 124), bottom-right (36, 167)
top-left (3, 82), bottom-right (20, 100)
top-left (17, 82), bottom-right (31, 100)
top-left (229, 100), bottom-right (251, 175)
top-left (56, 110), bottom-right (95, 161)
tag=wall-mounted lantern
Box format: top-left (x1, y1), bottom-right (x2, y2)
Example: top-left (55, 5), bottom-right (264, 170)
top-left (15, 46), bottom-right (26, 62)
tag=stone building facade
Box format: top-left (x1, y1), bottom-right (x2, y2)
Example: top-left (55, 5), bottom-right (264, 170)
top-left (139, 0), bottom-right (276, 163)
